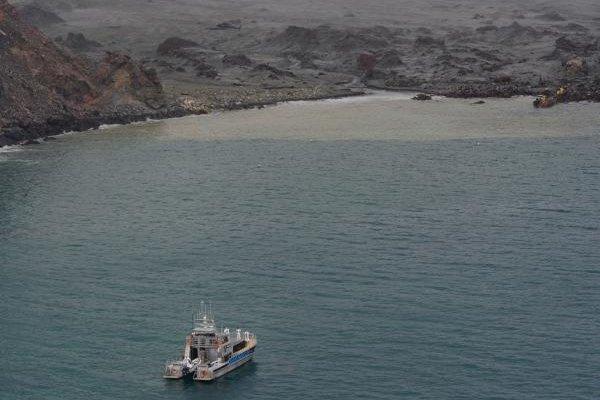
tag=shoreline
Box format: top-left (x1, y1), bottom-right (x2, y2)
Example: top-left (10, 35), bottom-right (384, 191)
top-left (0, 87), bottom-right (364, 148)
top-left (1, 83), bottom-right (596, 150)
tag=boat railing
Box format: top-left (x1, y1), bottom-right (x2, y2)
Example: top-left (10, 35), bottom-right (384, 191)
top-left (192, 336), bottom-right (220, 348)
top-left (164, 359), bottom-right (181, 368)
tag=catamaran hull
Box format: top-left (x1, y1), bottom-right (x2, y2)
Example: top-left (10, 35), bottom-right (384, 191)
top-left (194, 346), bottom-right (256, 381)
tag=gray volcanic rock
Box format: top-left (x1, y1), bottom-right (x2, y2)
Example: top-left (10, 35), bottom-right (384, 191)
top-left (157, 37), bottom-right (199, 56)
top-left (222, 54), bottom-right (253, 67)
top-left (412, 93), bottom-right (432, 100)
top-left (414, 36), bottom-right (445, 49)
top-left (377, 49), bottom-right (403, 67)
top-left (17, 4), bottom-right (64, 26)
top-left (56, 32), bottom-right (101, 52)
top-left (270, 26), bottom-right (320, 51)
top-left (555, 36), bottom-right (598, 56)
top-left (536, 11), bottom-right (566, 22)
top-left (194, 60), bottom-right (218, 78)
top-left (211, 19), bottom-right (241, 30)
top-left (252, 63), bottom-right (296, 78)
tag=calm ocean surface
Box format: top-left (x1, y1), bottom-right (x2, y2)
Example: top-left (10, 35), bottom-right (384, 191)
top-left (1, 93), bottom-right (599, 399)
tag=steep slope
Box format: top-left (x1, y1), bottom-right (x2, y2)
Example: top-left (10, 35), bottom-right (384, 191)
top-left (0, 0), bottom-right (170, 145)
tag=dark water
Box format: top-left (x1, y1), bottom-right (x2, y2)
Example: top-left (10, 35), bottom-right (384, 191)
top-left (1, 95), bottom-right (599, 399)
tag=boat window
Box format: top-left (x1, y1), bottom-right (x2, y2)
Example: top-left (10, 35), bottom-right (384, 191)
top-left (232, 341), bottom-right (246, 353)
top-left (190, 347), bottom-right (198, 360)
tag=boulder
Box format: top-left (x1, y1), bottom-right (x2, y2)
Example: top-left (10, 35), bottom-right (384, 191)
top-left (533, 95), bottom-right (556, 108)
top-left (194, 61), bottom-right (218, 78)
top-left (412, 93), bottom-right (432, 101)
top-left (565, 57), bottom-right (587, 75)
top-left (157, 37), bottom-right (199, 56)
top-left (57, 32), bottom-right (101, 52)
top-left (222, 54), bottom-right (253, 67)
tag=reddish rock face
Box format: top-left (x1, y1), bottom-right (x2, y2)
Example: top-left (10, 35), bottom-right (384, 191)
top-left (0, 0), bottom-right (164, 132)
top-left (357, 52), bottom-right (377, 77)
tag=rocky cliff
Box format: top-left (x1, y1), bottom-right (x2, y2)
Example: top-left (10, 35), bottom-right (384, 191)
top-left (0, 0), bottom-right (174, 146)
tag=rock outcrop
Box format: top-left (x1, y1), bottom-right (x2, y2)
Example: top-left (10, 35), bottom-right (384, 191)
top-left (222, 54), bottom-right (253, 67)
top-left (156, 37), bottom-right (199, 56)
top-left (16, 4), bottom-right (64, 26)
top-left (56, 32), bottom-right (101, 52)
top-left (0, 0), bottom-right (172, 146)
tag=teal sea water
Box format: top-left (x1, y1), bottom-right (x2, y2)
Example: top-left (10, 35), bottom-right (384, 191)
top-left (1, 93), bottom-right (599, 399)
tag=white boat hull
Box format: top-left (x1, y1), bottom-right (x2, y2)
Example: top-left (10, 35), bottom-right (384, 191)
top-left (194, 344), bottom-right (256, 381)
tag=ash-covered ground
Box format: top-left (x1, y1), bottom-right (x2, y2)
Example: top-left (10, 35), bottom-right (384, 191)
top-left (13, 0), bottom-right (600, 104)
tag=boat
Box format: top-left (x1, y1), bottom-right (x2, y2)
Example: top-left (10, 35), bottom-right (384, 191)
top-left (163, 303), bottom-right (257, 381)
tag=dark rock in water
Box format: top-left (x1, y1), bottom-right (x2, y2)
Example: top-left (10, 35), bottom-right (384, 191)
top-left (57, 32), bottom-right (102, 52)
top-left (211, 19), bottom-right (242, 30)
top-left (44, 136), bottom-right (57, 141)
top-left (412, 93), bottom-right (432, 101)
top-left (222, 54), bottom-right (253, 67)
top-left (17, 4), bottom-right (64, 26)
top-left (536, 11), bottom-right (566, 22)
top-left (471, 100), bottom-right (486, 105)
top-left (533, 95), bottom-right (557, 108)
top-left (157, 37), bottom-right (199, 56)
